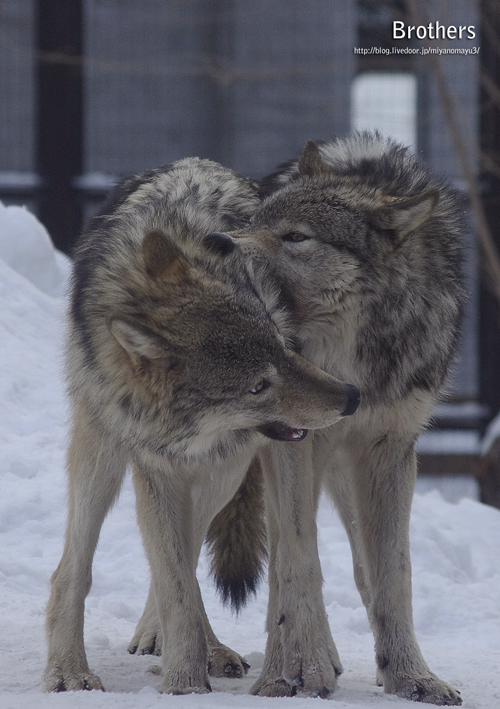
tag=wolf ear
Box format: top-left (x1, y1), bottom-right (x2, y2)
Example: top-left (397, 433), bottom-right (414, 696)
top-left (109, 319), bottom-right (182, 372)
top-left (298, 140), bottom-right (331, 177)
top-left (142, 229), bottom-right (189, 279)
top-left (109, 319), bottom-right (166, 360)
top-left (370, 189), bottom-right (440, 245)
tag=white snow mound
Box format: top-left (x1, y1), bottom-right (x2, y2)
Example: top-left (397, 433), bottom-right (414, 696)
top-left (0, 201), bottom-right (70, 297)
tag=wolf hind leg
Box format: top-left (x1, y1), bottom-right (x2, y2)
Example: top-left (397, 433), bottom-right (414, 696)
top-left (127, 584), bottom-right (163, 656)
top-left (202, 576), bottom-right (250, 678)
top-left (45, 405), bottom-right (127, 692)
top-left (128, 577), bottom-right (250, 677)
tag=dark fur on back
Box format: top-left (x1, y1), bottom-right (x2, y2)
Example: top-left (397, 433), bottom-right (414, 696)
top-left (71, 161), bottom-right (260, 341)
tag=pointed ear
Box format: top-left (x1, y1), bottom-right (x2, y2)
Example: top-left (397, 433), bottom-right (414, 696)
top-left (369, 189), bottom-right (440, 245)
top-left (298, 140), bottom-right (331, 177)
top-left (110, 319), bottom-right (185, 379)
top-left (142, 230), bottom-right (189, 279)
top-left (109, 318), bottom-right (168, 361)
top-left (109, 318), bottom-right (185, 374)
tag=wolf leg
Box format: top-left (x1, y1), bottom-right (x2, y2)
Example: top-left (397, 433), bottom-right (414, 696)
top-left (129, 457), bottom-right (257, 678)
top-left (201, 578), bottom-right (250, 678)
top-left (45, 406), bottom-right (127, 692)
top-left (127, 584), bottom-right (163, 656)
top-left (250, 491), bottom-right (294, 697)
top-left (251, 440), bottom-right (342, 698)
top-left (127, 575), bottom-right (249, 677)
top-left (347, 433), bottom-right (462, 706)
top-left (132, 465), bottom-right (210, 694)
top-left (323, 446), bottom-right (373, 613)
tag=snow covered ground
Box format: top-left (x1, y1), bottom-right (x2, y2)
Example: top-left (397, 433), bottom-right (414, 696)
top-left (1, 202), bottom-right (499, 709)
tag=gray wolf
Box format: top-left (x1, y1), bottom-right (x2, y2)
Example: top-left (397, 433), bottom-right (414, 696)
top-left (206, 134), bottom-right (465, 704)
top-left (44, 157), bottom-right (359, 694)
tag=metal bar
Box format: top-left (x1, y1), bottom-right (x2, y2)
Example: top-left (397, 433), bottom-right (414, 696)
top-left (35, 0), bottom-right (83, 254)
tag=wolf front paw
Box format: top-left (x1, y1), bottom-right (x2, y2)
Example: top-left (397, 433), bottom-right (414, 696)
top-left (283, 665), bottom-right (339, 699)
top-left (161, 675), bottom-right (211, 695)
top-left (251, 673), bottom-right (337, 699)
top-left (162, 683), bottom-right (211, 695)
top-left (250, 675), bottom-right (296, 697)
top-left (281, 637), bottom-right (341, 698)
top-left (44, 664), bottom-right (105, 692)
top-left (389, 674), bottom-right (462, 705)
top-left (207, 644), bottom-right (250, 678)
top-left (159, 658), bottom-right (212, 695)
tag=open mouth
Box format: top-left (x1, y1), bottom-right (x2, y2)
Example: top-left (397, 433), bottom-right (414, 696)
top-left (256, 423), bottom-right (308, 441)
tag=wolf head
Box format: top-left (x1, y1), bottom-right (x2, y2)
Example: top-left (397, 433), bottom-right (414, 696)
top-left (211, 135), bottom-right (465, 403)
top-left (102, 229), bottom-right (358, 459)
top-left (228, 139), bottom-right (446, 321)
top-left (68, 157), bottom-right (359, 462)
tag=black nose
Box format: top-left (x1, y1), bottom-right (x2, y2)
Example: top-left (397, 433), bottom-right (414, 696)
top-left (341, 384), bottom-right (360, 417)
top-left (203, 232), bottom-right (236, 256)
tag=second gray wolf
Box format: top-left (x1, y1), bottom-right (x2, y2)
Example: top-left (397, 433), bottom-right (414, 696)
top-left (206, 134), bottom-right (465, 704)
top-left (44, 157), bottom-right (359, 695)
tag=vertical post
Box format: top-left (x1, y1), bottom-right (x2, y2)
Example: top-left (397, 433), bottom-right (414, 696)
top-left (35, 0), bottom-right (83, 254)
top-left (479, 0), bottom-right (500, 430)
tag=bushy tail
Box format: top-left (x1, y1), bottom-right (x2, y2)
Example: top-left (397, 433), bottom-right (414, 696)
top-left (205, 456), bottom-right (267, 612)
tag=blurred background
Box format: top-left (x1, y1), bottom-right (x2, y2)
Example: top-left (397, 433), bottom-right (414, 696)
top-left (2, 0), bottom-right (500, 506)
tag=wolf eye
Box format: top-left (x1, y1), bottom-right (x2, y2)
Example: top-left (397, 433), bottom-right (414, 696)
top-left (282, 232), bottom-right (309, 242)
top-left (249, 379), bottom-right (270, 394)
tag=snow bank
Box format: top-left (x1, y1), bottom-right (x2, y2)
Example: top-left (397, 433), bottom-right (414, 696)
top-left (0, 201), bottom-right (70, 297)
top-left (1, 204), bottom-right (499, 709)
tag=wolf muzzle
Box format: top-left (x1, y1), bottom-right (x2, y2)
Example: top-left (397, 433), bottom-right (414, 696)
top-left (256, 385), bottom-right (359, 443)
